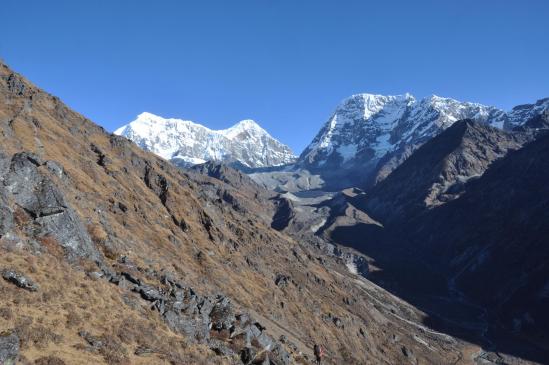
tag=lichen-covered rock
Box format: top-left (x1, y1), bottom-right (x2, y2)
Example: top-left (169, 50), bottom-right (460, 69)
top-left (2, 152), bottom-right (101, 262)
top-left (0, 190), bottom-right (13, 238)
top-left (0, 331), bottom-right (19, 365)
top-left (1, 269), bottom-right (39, 291)
top-left (210, 296), bottom-right (236, 331)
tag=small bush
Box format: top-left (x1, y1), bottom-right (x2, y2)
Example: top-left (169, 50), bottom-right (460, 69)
top-left (88, 224), bottom-right (108, 244)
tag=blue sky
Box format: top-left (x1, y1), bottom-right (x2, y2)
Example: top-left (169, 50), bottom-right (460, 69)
top-left (1, 0), bottom-right (548, 153)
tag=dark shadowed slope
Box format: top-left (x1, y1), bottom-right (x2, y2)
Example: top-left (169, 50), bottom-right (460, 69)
top-left (325, 118), bottom-right (549, 363)
top-left (364, 119), bottom-right (530, 224)
top-left (0, 62), bottom-right (484, 364)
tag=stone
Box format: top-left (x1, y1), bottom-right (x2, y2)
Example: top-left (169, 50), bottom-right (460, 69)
top-left (1, 269), bottom-right (39, 291)
top-left (44, 160), bottom-right (65, 179)
top-left (0, 331), bottom-right (19, 365)
top-left (240, 347), bottom-right (257, 364)
top-left (135, 284), bottom-right (164, 302)
top-left (269, 343), bottom-right (291, 365)
top-left (0, 191), bottom-right (13, 238)
top-left (274, 274), bottom-right (291, 288)
top-left (87, 271), bottom-right (103, 280)
top-left (208, 339), bottom-right (236, 356)
top-left (209, 296), bottom-right (236, 331)
top-left (2, 153), bottom-right (101, 262)
top-left (78, 331), bottom-right (103, 350)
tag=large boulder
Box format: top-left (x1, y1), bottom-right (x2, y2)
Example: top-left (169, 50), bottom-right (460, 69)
top-left (2, 152), bottom-right (101, 261)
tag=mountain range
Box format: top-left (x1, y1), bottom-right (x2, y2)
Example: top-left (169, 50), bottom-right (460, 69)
top-left (0, 60), bottom-right (478, 365)
top-left (1, 59), bottom-right (548, 365)
top-left (116, 94), bottom-right (549, 193)
top-left (114, 112), bottom-right (296, 169)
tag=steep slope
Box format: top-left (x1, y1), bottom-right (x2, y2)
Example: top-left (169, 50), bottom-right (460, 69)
top-left (322, 119), bottom-right (549, 362)
top-left (401, 131), bottom-right (549, 354)
top-left (363, 119), bottom-right (531, 224)
top-left (0, 63), bottom-right (481, 364)
top-left (114, 112), bottom-right (296, 169)
top-left (507, 98), bottom-right (549, 129)
top-left (296, 93), bottom-right (547, 190)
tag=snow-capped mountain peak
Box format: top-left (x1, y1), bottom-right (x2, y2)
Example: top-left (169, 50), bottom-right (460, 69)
top-left (114, 113), bottom-right (296, 169)
top-left (299, 93), bottom-right (546, 176)
top-left (220, 119), bottom-right (267, 140)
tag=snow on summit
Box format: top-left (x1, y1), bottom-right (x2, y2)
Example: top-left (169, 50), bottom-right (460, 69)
top-left (298, 92), bottom-right (531, 169)
top-left (114, 113), bottom-right (296, 169)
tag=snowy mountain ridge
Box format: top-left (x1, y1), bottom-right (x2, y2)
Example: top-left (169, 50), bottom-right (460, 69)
top-left (114, 112), bottom-right (296, 168)
top-left (299, 93), bottom-right (545, 170)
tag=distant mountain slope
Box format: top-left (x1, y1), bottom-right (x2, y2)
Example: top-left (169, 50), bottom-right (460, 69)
top-left (114, 112), bottom-right (296, 168)
top-left (363, 119), bottom-right (531, 224)
top-left (0, 61), bottom-right (483, 364)
top-left (296, 93), bottom-right (547, 189)
top-left (402, 130), bottom-right (549, 347)
top-left (322, 115), bottom-right (549, 361)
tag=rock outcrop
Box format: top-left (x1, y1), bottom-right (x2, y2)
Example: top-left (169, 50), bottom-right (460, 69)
top-left (0, 60), bottom-right (478, 364)
top-left (0, 331), bottom-right (19, 365)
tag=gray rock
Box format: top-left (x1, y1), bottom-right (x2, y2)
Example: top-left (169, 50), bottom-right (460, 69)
top-left (0, 190), bottom-right (13, 238)
top-left (0, 331), bottom-right (19, 365)
top-left (269, 342), bottom-right (291, 365)
top-left (1, 269), bottom-right (39, 291)
top-left (135, 284), bottom-right (164, 302)
top-left (104, 265), bottom-right (288, 361)
top-left (209, 296), bottom-right (236, 331)
top-left (208, 339), bottom-right (236, 356)
top-left (274, 274), bottom-right (291, 288)
top-left (44, 160), bottom-right (65, 179)
top-left (78, 330), bottom-right (103, 350)
top-left (2, 153), bottom-right (101, 262)
top-left (6, 73), bottom-right (27, 95)
top-left (87, 271), bottom-right (104, 280)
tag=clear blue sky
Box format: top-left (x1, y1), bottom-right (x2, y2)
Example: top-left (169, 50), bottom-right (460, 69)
top-left (1, 0), bottom-right (548, 153)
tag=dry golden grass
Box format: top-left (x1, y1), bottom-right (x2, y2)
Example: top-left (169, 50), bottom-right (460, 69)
top-left (0, 61), bottom-right (473, 364)
top-left (0, 250), bottom-right (230, 365)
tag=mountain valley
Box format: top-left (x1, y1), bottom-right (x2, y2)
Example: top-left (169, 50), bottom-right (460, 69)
top-left (0, 60), bottom-right (548, 365)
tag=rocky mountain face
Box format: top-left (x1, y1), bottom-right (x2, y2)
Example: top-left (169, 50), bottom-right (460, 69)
top-left (114, 112), bottom-right (296, 169)
top-left (362, 119), bottom-right (532, 224)
top-left (295, 93), bottom-right (547, 190)
top-left (319, 112), bottom-right (549, 363)
top-left (0, 62), bottom-right (489, 364)
top-left (400, 129), bottom-right (549, 349)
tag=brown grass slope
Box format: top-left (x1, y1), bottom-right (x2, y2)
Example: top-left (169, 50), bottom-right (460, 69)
top-left (0, 61), bottom-right (474, 364)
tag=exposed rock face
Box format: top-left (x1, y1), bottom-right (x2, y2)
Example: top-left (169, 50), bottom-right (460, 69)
top-left (1, 152), bottom-right (101, 262)
top-left (323, 120), bottom-right (549, 361)
top-left (0, 331), bottom-right (19, 365)
top-left (295, 93), bottom-right (548, 190)
top-left (0, 60), bottom-right (478, 364)
top-left (107, 260), bottom-right (290, 364)
top-left (363, 119), bottom-right (531, 223)
top-left (507, 98), bottom-right (549, 129)
top-left (401, 131), bottom-right (549, 343)
top-left (191, 161), bottom-right (273, 199)
top-left (114, 112), bottom-right (296, 169)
